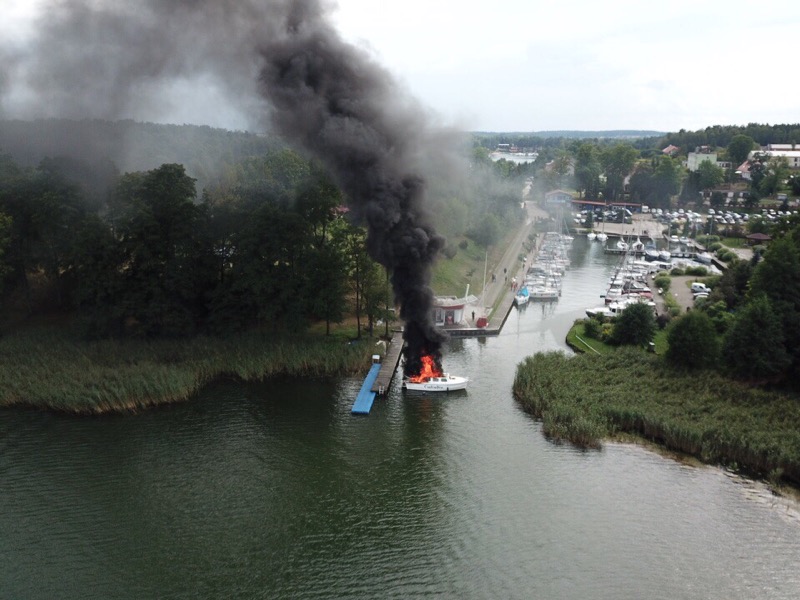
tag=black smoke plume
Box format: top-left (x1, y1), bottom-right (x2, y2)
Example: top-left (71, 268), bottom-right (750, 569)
top-left (1, 0), bottom-right (448, 375)
top-left (257, 3), bottom-right (447, 375)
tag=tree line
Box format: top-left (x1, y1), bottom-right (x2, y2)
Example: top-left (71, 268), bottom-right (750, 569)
top-left (0, 129), bottom-right (527, 339)
top-left (0, 150), bottom-right (391, 338)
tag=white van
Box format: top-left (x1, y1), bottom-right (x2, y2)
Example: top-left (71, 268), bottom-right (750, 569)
top-left (691, 282), bottom-right (709, 294)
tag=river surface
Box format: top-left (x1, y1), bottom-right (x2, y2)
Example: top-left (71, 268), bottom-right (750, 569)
top-left (2, 238), bottom-right (799, 599)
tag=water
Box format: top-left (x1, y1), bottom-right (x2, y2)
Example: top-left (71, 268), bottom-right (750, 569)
top-left (2, 238), bottom-right (799, 599)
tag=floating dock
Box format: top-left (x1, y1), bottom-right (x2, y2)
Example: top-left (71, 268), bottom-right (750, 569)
top-left (351, 331), bottom-right (404, 415)
top-left (351, 363), bottom-right (382, 415)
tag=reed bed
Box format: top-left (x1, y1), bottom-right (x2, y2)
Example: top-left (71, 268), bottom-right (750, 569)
top-left (0, 328), bottom-right (374, 414)
top-left (513, 347), bottom-right (800, 487)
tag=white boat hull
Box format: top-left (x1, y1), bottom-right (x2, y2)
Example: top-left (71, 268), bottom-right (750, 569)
top-left (403, 374), bottom-right (468, 392)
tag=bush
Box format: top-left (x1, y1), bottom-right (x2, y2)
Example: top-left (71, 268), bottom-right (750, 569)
top-left (717, 250), bottom-right (738, 263)
top-left (458, 239), bottom-right (469, 250)
top-left (709, 242), bottom-right (723, 252)
top-left (654, 274), bottom-right (671, 292)
top-left (609, 303), bottom-right (657, 347)
top-left (670, 268), bottom-right (685, 276)
top-left (697, 234), bottom-right (720, 246)
top-left (665, 311), bottom-right (720, 370)
top-left (442, 244), bottom-right (458, 259)
top-left (583, 318), bottom-right (601, 339)
top-left (685, 266), bottom-right (708, 276)
top-left (656, 313), bottom-right (672, 329)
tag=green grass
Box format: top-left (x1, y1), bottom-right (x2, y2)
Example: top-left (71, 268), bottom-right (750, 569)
top-left (566, 320), bottom-right (614, 355)
top-left (0, 327), bottom-right (376, 414)
top-left (432, 227), bottom-right (524, 297)
top-left (513, 347), bottom-right (800, 488)
top-left (431, 237), bottom-right (489, 297)
top-left (721, 237), bottom-right (746, 248)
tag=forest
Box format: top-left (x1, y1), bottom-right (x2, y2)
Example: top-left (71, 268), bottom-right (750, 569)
top-left (0, 119), bottom-right (525, 340)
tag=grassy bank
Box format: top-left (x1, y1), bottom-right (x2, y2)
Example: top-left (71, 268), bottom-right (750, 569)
top-left (0, 327), bottom-right (376, 414)
top-left (513, 348), bottom-right (800, 488)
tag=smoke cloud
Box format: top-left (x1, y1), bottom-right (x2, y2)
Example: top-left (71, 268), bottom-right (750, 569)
top-left (1, 0), bottom-right (448, 374)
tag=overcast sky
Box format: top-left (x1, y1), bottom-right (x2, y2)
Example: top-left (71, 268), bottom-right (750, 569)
top-left (4, 0), bottom-right (800, 133)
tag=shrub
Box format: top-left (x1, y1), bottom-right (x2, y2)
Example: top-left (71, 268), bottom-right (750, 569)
top-left (442, 244), bottom-right (458, 259)
top-left (656, 313), bottom-right (672, 329)
top-left (583, 318), bottom-right (601, 339)
top-left (685, 266), bottom-right (708, 276)
top-left (609, 303), bottom-right (657, 347)
top-left (665, 311), bottom-right (720, 370)
top-left (709, 242), bottom-right (723, 252)
top-left (654, 274), bottom-right (671, 292)
top-left (458, 239), bottom-right (469, 250)
top-left (670, 268), bottom-right (685, 276)
top-left (722, 295), bottom-right (791, 381)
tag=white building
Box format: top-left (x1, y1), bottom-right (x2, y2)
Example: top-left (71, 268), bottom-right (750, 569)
top-left (687, 148), bottom-right (719, 172)
top-left (749, 149), bottom-right (800, 169)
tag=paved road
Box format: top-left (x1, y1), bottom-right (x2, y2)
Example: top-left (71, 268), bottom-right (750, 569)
top-left (468, 200), bottom-right (545, 318)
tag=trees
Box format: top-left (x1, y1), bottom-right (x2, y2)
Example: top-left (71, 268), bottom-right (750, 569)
top-left (726, 134), bottom-right (755, 166)
top-left (110, 164), bottom-right (212, 336)
top-left (629, 156), bottom-right (681, 209)
top-left (695, 160), bottom-right (725, 192)
top-left (652, 156), bottom-right (682, 206)
top-left (574, 143), bottom-right (602, 199)
top-left (747, 236), bottom-right (800, 366)
top-left (758, 156), bottom-right (790, 197)
top-left (722, 295), bottom-right (791, 381)
top-left (0, 211), bottom-right (11, 296)
top-left (665, 311), bottom-right (719, 370)
top-left (600, 144), bottom-right (638, 201)
top-left (609, 302), bottom-right (656, 347)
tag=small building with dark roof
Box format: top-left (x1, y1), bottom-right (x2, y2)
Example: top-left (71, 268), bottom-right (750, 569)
top-left (745, 232), bottom-right (772, 246)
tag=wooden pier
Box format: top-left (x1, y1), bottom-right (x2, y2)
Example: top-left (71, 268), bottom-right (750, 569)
top-left (351, 331), bottom-right (404, 415)
top-left (371, 331), bottom-right (404, 394)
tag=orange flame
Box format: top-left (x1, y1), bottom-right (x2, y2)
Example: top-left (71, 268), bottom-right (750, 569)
top-left (408, 354), bottom-right (443, 383)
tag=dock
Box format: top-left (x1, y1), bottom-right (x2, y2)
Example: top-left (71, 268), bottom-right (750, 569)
top-left (351, 363), bottom-right (381, 415)
top-left (351, 331), bottom-right (404, 415)
top-left (371, 331), bottom-right (404, 394)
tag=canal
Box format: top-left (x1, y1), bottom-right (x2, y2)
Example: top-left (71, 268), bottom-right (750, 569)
top-left (2, 237), bottom-right (799, 599)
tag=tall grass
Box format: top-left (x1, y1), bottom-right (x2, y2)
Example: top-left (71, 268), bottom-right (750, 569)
top-left (0, 328), bottom-right (375, 414)
top-left (513, 347), bottom-right (800, 487)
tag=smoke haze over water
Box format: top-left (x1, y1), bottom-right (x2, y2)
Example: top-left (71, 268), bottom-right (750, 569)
top-left (1, 0), bottom-right (449, 373)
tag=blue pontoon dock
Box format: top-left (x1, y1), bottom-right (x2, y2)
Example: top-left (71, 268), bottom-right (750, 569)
top-left (351, 362), bottom-right (382, 414)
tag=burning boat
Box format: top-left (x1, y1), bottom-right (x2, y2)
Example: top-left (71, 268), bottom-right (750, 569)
top-left (402, 355), bottom-right (468, 393)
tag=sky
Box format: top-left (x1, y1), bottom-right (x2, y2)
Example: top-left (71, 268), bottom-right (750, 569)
top-left (3, 0), bottom-right (800, 133)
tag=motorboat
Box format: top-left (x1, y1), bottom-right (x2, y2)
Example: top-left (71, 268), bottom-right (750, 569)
top-left (696, 251), bottom-right (713, 265)
top-left (514, 286), bottom-right (530, 306)
top-left (596, 232), bottom-right (608, 242)
top-left (587, 231), bottom-right (597, 241)
top-left (529, 285), bottom-right (560, 301)
top-left (403, 374), bottom-right (469, 392)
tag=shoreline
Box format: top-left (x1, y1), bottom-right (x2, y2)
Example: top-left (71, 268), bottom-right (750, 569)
top-left (513, 348), bottom-right (800, 493)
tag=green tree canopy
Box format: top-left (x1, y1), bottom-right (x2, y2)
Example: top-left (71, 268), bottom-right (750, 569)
top-left (609, 302), bottom-right (656, 347)
top-left (695, 160), bottom-right (725, 191)
top-left (665, 311), bottom-right (720, 370)
top-left (601, 144), bottom-right (638, 201)
top-left (726, 134), bottom-right (755, 165)
top-left (722, 294), bottom-right (791, 381)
